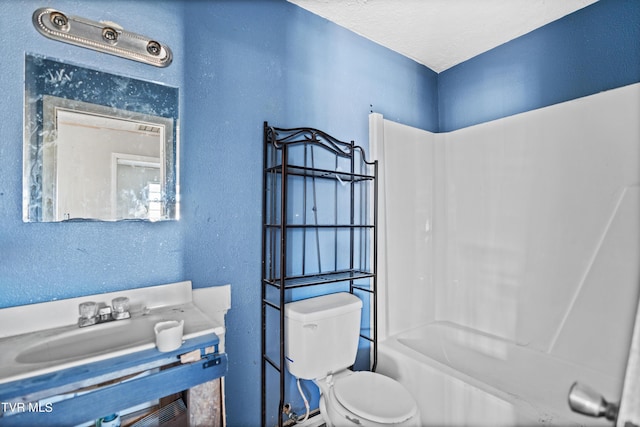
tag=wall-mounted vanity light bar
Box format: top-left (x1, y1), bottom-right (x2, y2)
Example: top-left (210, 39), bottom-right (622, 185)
top-left (32, 7), bottom-right (173, 68)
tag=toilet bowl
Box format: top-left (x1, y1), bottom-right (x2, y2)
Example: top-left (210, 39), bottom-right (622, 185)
top-left (315, 370), bottom-right (420, 427)
top-left (284, 293), bottom-right (420, 426)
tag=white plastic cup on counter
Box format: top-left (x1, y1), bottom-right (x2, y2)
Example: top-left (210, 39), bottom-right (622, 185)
top-left (154, 319), bottom-right (184, 352)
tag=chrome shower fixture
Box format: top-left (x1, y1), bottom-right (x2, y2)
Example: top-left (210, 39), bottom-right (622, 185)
top-left (32, 7), bottom-right (173, 67)
top-left (568, 382), bottom-right (619, 422)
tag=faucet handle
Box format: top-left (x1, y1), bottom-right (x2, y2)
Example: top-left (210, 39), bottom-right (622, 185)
top-left (79, 301), bottom-right (98, 319)
top-left (112, 297), bottom-right (131, 320)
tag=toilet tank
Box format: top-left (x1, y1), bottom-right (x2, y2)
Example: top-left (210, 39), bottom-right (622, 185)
top-left (285, 292), bottom-right (363, 380)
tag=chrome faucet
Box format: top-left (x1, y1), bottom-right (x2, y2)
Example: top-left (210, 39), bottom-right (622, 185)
top-left (78, 297), bottom-right (131, 328)
top-left (568, 382), bottom-right (618, 422)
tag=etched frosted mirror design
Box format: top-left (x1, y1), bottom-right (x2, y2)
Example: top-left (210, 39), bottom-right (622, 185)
top-left (23, 54), bottom-right (179, 222)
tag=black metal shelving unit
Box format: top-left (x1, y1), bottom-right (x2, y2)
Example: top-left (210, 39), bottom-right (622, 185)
top-left (261, 123), bottom-right (377, 427)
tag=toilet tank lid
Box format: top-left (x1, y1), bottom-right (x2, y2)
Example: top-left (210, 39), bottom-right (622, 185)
top-left (285, 293), bottom-right (362, 323)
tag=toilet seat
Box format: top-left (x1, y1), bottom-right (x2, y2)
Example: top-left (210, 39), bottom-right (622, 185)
top-left (332, 371), bottom-right (418, 424)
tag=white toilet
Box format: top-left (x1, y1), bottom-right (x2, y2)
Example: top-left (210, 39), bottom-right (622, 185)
top-left (285, 292), bottom-right (420, 426)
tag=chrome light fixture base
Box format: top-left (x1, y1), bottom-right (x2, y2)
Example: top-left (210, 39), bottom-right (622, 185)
top-left (32, 7), bottom-right (173, 68)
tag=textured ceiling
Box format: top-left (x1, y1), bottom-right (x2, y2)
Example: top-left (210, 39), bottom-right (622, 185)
top-left (288, 0), bottom-right (599, 72)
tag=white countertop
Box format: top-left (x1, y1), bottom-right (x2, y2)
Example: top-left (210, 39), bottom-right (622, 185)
top-left (0, 281), bottom-right (230, 385)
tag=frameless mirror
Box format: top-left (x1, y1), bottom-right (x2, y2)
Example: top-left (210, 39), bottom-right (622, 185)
top-left (23, 54), bottom-right (179, 222)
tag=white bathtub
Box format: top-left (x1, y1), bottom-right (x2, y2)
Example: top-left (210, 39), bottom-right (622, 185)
top-left (377, 322), bottom-right (620, 427)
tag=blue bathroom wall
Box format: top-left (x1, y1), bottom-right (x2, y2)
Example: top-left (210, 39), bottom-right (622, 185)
top-left (10, 0), bottom-right (636, 426)
top-left (0, 1), bottom-right (437, 426)
top-left (0, 0), bottom-right (186, 304)
top-left (181, 2), bottom-right (437, 426)
top-left (438, 0), bottom-right (640, 132)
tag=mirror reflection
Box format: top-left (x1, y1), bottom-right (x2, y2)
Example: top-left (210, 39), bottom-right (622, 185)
top-left (24, 54), bottom-right (179, 222)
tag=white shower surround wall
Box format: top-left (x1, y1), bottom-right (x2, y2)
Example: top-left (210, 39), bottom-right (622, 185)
top-left (370, 83), bottom-right (640, 426)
